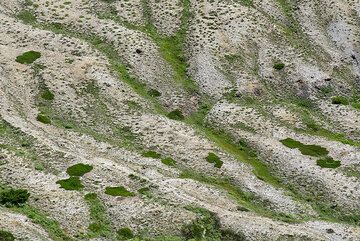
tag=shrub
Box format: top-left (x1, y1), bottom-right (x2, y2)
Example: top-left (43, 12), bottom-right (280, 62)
top-left (317, 157), bottom-right (341, 168)
top-left (331, 96), bottom-right (349, 105)
top-left (16, 51), bottom-right (41, 64)
top-left (148, 89), bottom-right (162, 97)
top-left (167, 110), bottom-right (185, 121)
top-left (105, 186), bottom-right (134, 197)
top-left (161, 157), bottom-right (177, 166)
top-left (142, 151), bottom-right (161, 159)
top-left (206, 153), bottom-right (223, 168)
top-left (273, 62), bottom-right (285, 70)
top-left (36, 113), bottom-right (51, 124)
top-left (0, 230), bottom-right (15, 241)
top-left (117, 227), bottom-right (134, 240)
top-left (17, 10), bottom-right (37, 24)
top-left (56, 177), bottom-right (84, 191)
top-left (0, 189), bottom-right (30, 206)
top-left (66, 163), bottom-right (93, 176)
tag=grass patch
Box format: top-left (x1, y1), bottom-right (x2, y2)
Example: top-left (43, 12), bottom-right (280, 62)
top-left (280, 138), bottom-right (329, 157)
top-left (0, 231), bottom-right (15, 241)
top-left (16, 51), bottom-right (41, 64)
top-left (182, 207), bottom-right (246, 240)
top-left (180, 170), bottom-right (296, 223)
top-left (316, 157), bottom-right (341, 168)
top-left (206, 152), bottom-right (223, 168)
top-left (56, 177), bottom-right (84, 191)
top-left (105, 186), bottom-right (134, 197)
top-left (41, 89), bottom-right (55, 101)
top-left (331, 96), bottom-right (349, 105)
top-left (117, 227), bottom-right (134, 240)
top-left (66, 163), bottom-right (93, 176)
top-left (36, 113), bottom-right (51, 124)
top-left (142, 151), bottom-right (161, 159)
top-left (167, 110), bottom-right (185, 121)
top-left (161, 157), bottom-right (177, 166)
top-left (147, 89), bottom-right (162, 97)
top-left (0, 188), bottom-right (30, 207)
top-left (273, 62), bottom-right (285, 70)
top-left (17, 10), bottom-right (37, 24)
top-left (12, 204), bottom-right (72, 240)
top-left (84, 193), bottom-right (113, 239)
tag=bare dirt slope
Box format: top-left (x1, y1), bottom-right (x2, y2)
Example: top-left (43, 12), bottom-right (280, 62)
top-left (0, 0), bottom-right (360, 240)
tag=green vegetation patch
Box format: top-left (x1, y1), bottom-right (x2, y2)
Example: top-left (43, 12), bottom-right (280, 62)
top-left (142, 151), bottom-right (161, 159)
top-left (84, 193), bottom-right (113, 239)
top-left (17, 10), bottom-right (37, 24)
top-left (0, 188), bottom-right (30, 206)
top-left (167, 110), bottom-right (185, 121)
top-left (331, 96), bottom-right (349, 105)
top-left (280, 138), bottom-right (329, 157)
top-left (182, 207), bottom-right (245, 241)
top-left (273, 62), bottom-right (285, 70)
top-left (316, 157), bottom-right (341, 168)
top-left (56, 177), bottom-right (84, 191)
top-left (105, 186), bottom-right (134, 197)
top-left (117, 227), bottom-right (134, 240)
top-left (206, 152), bottom-right (223, 168)
top-left (147, 88), bottom-right (162, 97)
top-left (161, 157), bottom-right (177, 166)
top-left (0, 230), bottom-right (15, 241)
top-left (16, 51), bottom-right (41, 64)
top-left (36, 113), bottom-right (51, 124)
top-left (41, 89), bottom-right (54, 101)
top-left (66, 163), bottom-right (93, 176)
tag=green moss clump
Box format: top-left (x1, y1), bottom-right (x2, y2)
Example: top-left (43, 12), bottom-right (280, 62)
top-left (36, 113), bottom-right (51, 124)
top-left (0, 189), bottom-right (30, 206)
top-left (161, 157), bottom-right (177, 166)
top-left (206, 153), bottom-right (223, 168)
top-left (66, 163), bottom-right (93, 176)
top-left (105, 186), bottom-right (134, 197)
top-left (41, 89), bottom-right (54, 100)
top-left (0, 230), bottom-right (15, 241)
top-left (280, 138), bottom-right (329, 157)
top-left (16, 51), bottom-right (41, 64)
top-left (273, 62), bottom-right (285, 70)
top-left (331, 96), bottom-right (349, 105)
top-left (117, 227), bottom-right (134, 240)
top-left (167, 110), bottom-right (185, 121)
top-left (317, 157), bottom-right (341, 168)
top-left (56, 177), bottom-right (84, 191)
top-left (142, 151), bottom-right (161, 159)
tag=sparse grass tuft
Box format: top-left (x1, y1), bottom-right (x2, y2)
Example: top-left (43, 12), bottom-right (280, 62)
top-left (16, 51), bottom-right (41, 64)
top-left (41, 89), bottom-right (54, 101)
top-left (142, 151), bottom-right (161, 159)
top-left (331, 96), bottom-right (349, 105)
top-left (84, 193), bottom-right (113, 239)
top-left (206, 152), bottom-right (223, 168)
top-left (148, 89), bottom-right (162, 97)
top-left (56, 177), bottom-right (84, 191)
top-left (66, 163), bottom-right (93, 177)
top-left (161, 157), bottom-right (177, 166)
top-left (167, 110), bottom-right (185, 121)
top-left (105, 186), bottom-right (134, 197)
top-left (36, 113), bottom-right (51, 124)
top-left (117, 227), bottom-right (134, 240)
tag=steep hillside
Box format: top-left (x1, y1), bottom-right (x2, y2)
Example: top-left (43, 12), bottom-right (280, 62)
top-left (0, 0), bottom-right (360, 240)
